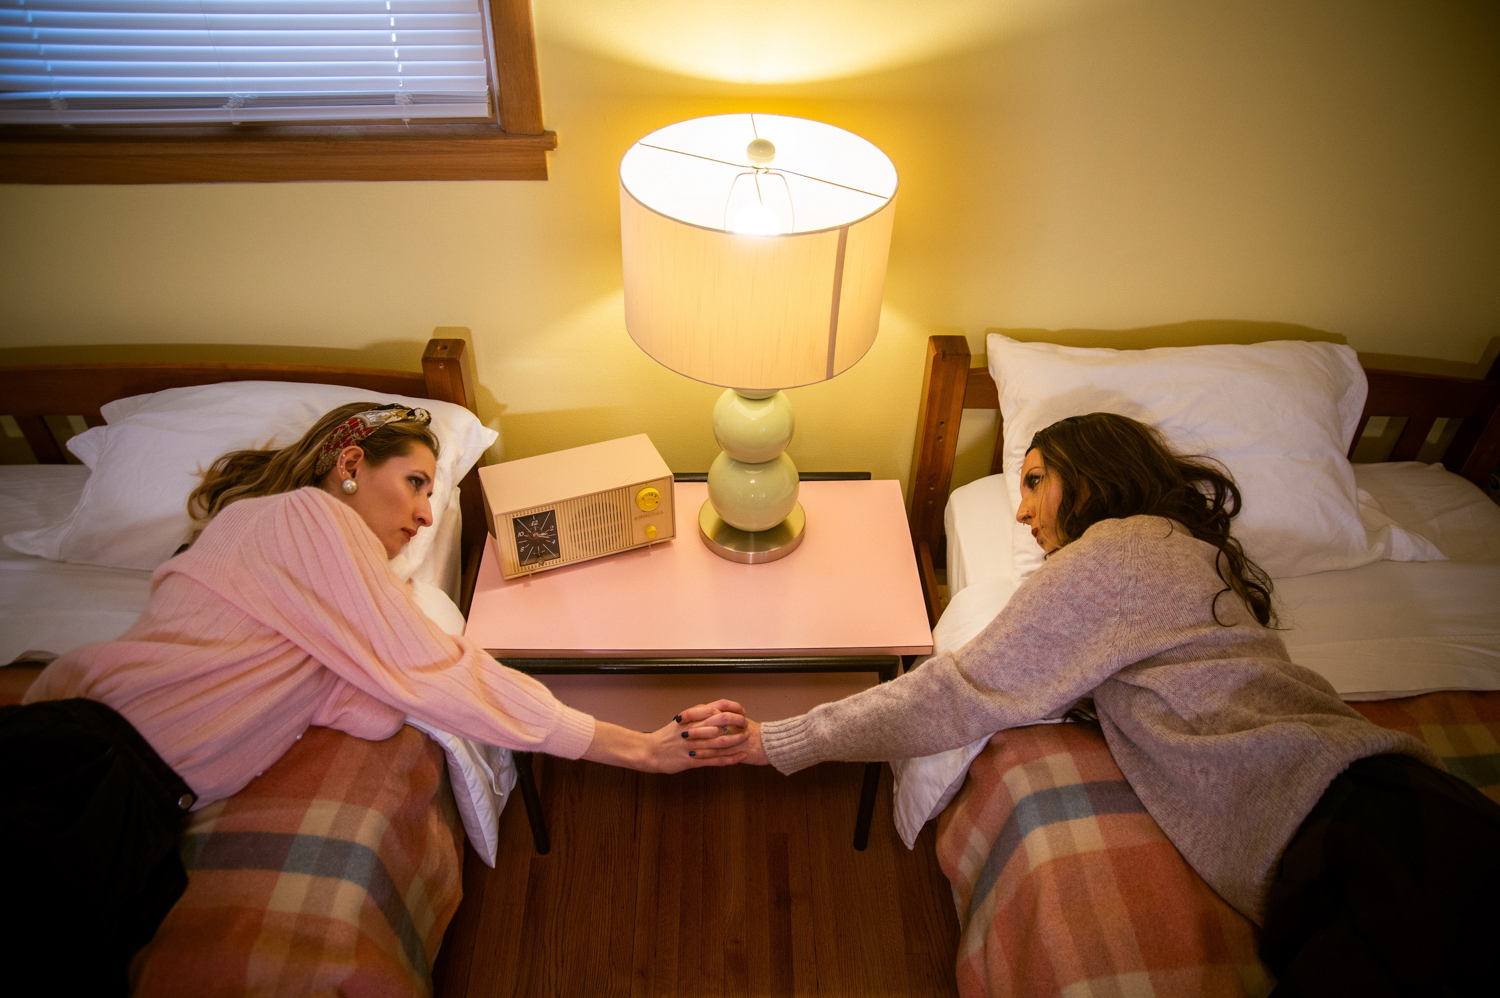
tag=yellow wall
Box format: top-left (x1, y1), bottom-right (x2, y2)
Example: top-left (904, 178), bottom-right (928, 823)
top-left (2, 0), bottom-right (1497, 493)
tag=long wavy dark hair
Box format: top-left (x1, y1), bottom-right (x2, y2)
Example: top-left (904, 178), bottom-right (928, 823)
top-left (1028, 412), bottom-right (1276, 627)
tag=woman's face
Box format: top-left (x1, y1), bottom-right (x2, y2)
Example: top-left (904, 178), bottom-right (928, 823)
top-left (326, 444), bottom-right (437, 558)
top-left (1016, 448), bottom-right (1065, 555)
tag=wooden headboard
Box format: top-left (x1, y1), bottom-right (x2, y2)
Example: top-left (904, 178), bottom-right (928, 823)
top-left (0, 336), bottom-right (491, 613)
top-left (904, 334), bottom-right (1500, 624)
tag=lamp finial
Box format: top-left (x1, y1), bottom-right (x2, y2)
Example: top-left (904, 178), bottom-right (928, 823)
top-left (746, 137), bottom-right (776, 166)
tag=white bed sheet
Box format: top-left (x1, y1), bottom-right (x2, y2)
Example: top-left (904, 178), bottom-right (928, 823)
top-left (0, 463), bottom-right (515, 867)
top-left (891, 462), bottom-right (1500, 847)
top-left (0, 465), bottom-right (151, 664)
top-left (0, 465), bottom-right (469, 663)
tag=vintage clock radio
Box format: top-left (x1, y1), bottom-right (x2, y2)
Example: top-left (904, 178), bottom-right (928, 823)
top-left (478, 434), bottom-right (675, 579)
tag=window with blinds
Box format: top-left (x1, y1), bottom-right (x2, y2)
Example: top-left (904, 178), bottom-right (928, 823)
top-left (0, 0), bottom-right (496, 125)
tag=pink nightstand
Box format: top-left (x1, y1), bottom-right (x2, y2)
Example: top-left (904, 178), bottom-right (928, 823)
top-left (465, 478), bottom-right (933, 853)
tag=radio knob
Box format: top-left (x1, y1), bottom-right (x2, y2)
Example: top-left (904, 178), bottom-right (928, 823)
top-left (636, 487), bottom-right (661, 511)
top-left (645, 525), bottom-right (658, 539)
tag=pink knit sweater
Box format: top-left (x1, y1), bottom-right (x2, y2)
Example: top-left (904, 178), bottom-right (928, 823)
top-left (24, 487), bottom-right (596, 806)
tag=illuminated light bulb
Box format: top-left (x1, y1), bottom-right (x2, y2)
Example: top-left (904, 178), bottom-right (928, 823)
top-left (728, 200), bottom-right (789, 235)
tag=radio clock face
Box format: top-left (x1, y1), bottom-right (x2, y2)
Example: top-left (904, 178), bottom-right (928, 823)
top-left (512, 509), bottom-right (561, 566)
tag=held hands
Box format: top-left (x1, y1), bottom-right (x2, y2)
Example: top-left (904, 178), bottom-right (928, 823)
top-left (741, 718), bottom-right (768, 766)
top-left (648, 699), bottom-right (750, 773)
top-left (663, 704), bottom-right (770, 769)
top-left (586, 700), bottom-right (767, 773)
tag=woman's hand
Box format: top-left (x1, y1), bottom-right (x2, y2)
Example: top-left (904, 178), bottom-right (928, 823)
top-left (648, 699), bottom-right (749, 774)
top-left (582, 699), bottom-right (749, 774)
top-left (741, 718), bottom-right (768, 766)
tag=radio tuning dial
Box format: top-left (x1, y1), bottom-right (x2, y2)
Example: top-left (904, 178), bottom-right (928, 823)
top-left (636, 486), bottom-right (661, 511)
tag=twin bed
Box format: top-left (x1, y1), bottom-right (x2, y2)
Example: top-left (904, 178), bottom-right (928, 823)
top-left (1, 338), bottom-right (490, 996)
top-left (3, 327), bottom-right (1498, 996)
top-left (898, 330), bottom-right (1500, 997)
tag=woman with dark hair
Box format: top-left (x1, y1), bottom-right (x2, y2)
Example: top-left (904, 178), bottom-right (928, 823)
top-left (5, 401), bottom-right (745, 992)
top-left (736, 412), bottom-right (1499, 995)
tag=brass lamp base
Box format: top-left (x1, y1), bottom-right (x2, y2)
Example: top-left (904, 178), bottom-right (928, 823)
top-left (698, 500), bottom-right (806, 564)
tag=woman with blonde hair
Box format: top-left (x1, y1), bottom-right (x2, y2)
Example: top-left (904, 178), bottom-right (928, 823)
top-left (5, 401), bottom-right (746, 992)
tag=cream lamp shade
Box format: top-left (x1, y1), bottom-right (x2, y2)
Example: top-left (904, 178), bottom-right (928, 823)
top-left (620, 113), bottom-right (898, 392)
top-left (620, 114), bottom-right (897, 563)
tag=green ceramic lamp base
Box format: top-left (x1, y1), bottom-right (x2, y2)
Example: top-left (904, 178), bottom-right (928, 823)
top-left (701, 386), bottom-right (804, 563)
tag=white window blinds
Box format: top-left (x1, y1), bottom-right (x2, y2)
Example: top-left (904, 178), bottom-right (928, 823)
top-left (0, 0), bottom-right (494, 124)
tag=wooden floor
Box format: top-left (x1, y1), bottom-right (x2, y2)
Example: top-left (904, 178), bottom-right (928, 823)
top-left (433, 755), bottom-right (960, 997)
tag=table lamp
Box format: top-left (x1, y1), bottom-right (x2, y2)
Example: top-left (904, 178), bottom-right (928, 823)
top-left (619, 113), bottom-right (898, 563)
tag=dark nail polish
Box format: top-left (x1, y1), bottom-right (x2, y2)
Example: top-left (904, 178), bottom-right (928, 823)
top-left (689, 751), bottom-right (696, 757)
top-left (680, 731), bottom-right (689, 738)
top-left (674, 714), bottom-right (682, 723)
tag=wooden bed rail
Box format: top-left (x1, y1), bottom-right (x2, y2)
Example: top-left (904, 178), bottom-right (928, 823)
top-left (421, 340), bottom-right (490, 616)
top-left (905, 335), bottom-right (1500, 624)
top-left (1358, 367), bottom-right (1500, 482)
top-left (904, 335), bottom-right (970, 623)
top-left (0, 336), bottom-right (490, 614)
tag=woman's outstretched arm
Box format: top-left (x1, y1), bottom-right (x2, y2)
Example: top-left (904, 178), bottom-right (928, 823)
top-left (175, 489), bottom-right (736, 769)
top-left (740, 520), bottom-right (1151, 773)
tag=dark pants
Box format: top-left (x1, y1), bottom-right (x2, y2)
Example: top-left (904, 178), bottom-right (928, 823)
top-left (1260, 753), bottom-right (1500, 997)
top-left (0, 698), bottom-right (195, 996)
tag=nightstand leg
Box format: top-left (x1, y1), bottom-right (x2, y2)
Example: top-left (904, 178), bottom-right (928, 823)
top-left (853, 656), bottom-right (901, 850)
top-left (513, 751), bottom-right (551, 855)
top-left (853, 761), bottom-right (882, 850)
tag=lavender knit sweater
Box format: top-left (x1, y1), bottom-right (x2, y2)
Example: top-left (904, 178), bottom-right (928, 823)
top-left (760, 515), bottom-right (1436, 922)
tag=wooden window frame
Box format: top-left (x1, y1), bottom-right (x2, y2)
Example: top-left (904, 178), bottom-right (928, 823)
top-left (0, 0), bottom-right (554, 183)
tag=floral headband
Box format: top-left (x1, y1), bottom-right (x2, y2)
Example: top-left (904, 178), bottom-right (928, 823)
top-left (313, 404), bottom-right (431, 477)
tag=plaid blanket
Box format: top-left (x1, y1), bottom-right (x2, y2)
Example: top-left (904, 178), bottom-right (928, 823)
top-left (2, 668), bottom-right (464, 997)
top-left (1348, 694), bottom-right (1500, 803)
top-left (131, 724), bottom-right (464, 997)
top-left (935, 690), bottom-right (1500, 998)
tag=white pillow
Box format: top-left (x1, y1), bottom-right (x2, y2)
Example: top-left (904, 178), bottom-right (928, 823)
top-left (943, 473), bottom-right (1015, 597)
top-left (412, 483), bottom-right (465, 596)
top-left (3, 381), bottom-right (496, 578)
top-left (890, 577), bottom-right (1012, 848)
top-left (404, 579), bottom-right (517, 869)
top-left (988, 334), bottom-right (1416, 580)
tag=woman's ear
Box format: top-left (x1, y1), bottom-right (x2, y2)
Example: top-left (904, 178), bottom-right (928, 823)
top-left (338, 445), bottom-right (365, 479)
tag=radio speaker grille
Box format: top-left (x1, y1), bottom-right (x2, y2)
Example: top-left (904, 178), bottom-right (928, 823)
top-left (560, 490), bottom-right (631, 560)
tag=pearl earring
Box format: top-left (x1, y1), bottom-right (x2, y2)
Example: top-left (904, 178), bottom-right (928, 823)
top-left (341, 478), bottom-right (358, 495)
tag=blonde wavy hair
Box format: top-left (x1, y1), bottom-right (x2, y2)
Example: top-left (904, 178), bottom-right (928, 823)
top-left (187, 402), bottom-right (440, 524)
